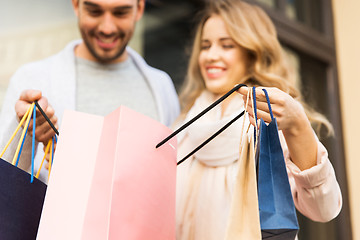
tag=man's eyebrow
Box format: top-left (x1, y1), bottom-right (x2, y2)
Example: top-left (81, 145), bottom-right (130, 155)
top-left (83, 1), bottom-right (100, 8)
top-left (113, 5), bottom-right (133, 11)
top-left (83, 1), bottom-right (133, 11)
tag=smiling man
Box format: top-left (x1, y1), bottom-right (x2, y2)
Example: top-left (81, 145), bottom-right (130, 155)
top-left (0, 0), bottom-right (180, 182)
top-left (75, 0), bottom-right (141, 63)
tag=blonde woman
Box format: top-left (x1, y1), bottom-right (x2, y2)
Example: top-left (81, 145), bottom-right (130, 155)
top-left (175, 0), bottom-right (342, 239)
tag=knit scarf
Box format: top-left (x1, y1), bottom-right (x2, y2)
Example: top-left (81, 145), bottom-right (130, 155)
top-left (184, 90), bottom-right (246, 167)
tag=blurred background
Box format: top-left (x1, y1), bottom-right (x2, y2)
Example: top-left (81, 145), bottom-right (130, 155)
top-left (0, 0), bottom-right (359, 239)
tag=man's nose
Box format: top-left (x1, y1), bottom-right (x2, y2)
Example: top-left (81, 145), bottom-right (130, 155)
top-left (98, 13), bottom-right (117, 35)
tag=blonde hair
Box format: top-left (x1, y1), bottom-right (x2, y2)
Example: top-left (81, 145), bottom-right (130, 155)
top-left (179, 0), bottom-right (333, 136)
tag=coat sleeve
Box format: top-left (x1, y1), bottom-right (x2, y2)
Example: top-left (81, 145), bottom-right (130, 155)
top-left (280, 132), bottom-right (342, 222)
top-left (0, 66), bottom-right (34, 171)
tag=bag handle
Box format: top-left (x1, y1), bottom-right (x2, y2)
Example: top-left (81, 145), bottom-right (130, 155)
top-left (252, 87), bottom-right (274, 123)
top-left (34, 101), bottom-right (59, 135)
top-left (34, 100), bottom-right (58, 181)
top-left (252, 87), bottom-right (274, 143)
top-left (0, 101), bottom-right (58, 182)
top-left (239, 86), bottom-right (251, 150)
top-left (13, 103), bottom-right (35, 166)
top-left (0, 103), bottom-right (33, 160)
top-left (156, 84), bottom-right (247, 165)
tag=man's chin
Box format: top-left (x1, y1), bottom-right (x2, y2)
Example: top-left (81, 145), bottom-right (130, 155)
top-left (95, 55), bottom-right (118, 63)
top-left (89, 52), bottom-right (120, 63)
top-left (92, 48), bottom-right (126, 63)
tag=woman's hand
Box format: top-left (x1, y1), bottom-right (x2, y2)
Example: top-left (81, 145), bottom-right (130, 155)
top-left (238, 86), bottom-right (308, 135)
top-left (238, 86), bottom-right (318, 171)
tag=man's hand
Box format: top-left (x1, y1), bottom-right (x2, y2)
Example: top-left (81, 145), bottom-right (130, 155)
top-left (15, 90), bottom-right (58, 145)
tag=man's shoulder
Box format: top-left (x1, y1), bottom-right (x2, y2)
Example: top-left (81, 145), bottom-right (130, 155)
top-left (12, 40), bottom-right (79, 79)
top-left (11, 57), bottom-right (54, 83)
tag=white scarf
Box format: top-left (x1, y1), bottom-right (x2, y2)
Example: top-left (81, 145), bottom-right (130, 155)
top-left (183, 90), bottom-right (246, 167)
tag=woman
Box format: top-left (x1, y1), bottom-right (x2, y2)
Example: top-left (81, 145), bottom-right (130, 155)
top-left (175, 0), bottom-right (342, 239)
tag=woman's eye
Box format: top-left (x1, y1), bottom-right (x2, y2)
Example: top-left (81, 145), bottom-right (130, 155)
top-left (200, 45), bottom-right (210, 50)
top-left (223, 44), bottom-right (235, 49)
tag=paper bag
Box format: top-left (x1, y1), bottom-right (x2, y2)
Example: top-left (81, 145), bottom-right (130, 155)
top-left (37, 106), bottom-right (177, 240)
top-left (0, 159), bottom-right (47, 240)
top-left (0, 102), bottom-right (50, 240)
top-left (254, 88), bottom-right (299, 239)
top-left (225, 134), bottom-right (261, 239)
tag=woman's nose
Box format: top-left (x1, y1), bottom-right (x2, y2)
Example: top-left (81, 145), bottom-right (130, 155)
top-left (206, 45), bottom-right (220, 61)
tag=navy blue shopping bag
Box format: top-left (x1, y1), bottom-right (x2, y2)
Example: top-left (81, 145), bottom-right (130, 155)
top-left (253, 88), bottom-right (299, 239)
top-left (0, 101), bottom-right (56, 240)
top-left (0, 158), bottom-right (47, 240)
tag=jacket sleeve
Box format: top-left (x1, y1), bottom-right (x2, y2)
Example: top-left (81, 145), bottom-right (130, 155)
top-left (280, 132), bottom-right (342, 222)
top-left (0, 64), bottom-right (42, 172)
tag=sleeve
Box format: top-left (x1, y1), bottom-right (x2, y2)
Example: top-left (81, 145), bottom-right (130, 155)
top-left (280, 132), bottom-right (343, 222)
top-left (0, 65), bottom-right (40, 172)
top-left (153, 69), bottom-right (180, 127)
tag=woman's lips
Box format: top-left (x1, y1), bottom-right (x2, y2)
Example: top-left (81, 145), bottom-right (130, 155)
top-left (206, 67), bottom-right (226, 79)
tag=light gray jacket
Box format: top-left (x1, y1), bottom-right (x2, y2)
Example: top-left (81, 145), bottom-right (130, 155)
top-left (0, 40), bottom-right (180, 181)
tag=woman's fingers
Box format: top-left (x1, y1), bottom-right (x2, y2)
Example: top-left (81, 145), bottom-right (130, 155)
top-left (239, 86), bottom-right (295, 131)
top-left (246, 104), bottom-right (274, 124)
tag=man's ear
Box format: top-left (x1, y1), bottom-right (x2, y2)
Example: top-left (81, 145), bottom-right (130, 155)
top-left (135, 0), bottom-right (145, 21)
top-left (72, 0), bottom-right (80, 17)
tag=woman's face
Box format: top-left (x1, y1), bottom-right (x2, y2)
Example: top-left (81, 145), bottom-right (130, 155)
top-left (199, 15), bottom-right (249, 96)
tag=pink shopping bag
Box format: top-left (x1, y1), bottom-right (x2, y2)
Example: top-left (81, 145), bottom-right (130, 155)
top-left (36, 106), bottom-right (177, 240)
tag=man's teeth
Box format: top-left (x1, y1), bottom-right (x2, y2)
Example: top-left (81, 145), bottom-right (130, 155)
top-left (207, 68), bottom-right (222, 73)
top-left (99, 38), bottom-right (115, 43)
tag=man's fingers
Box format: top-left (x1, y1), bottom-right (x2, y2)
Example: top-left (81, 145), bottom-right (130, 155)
top-left (33, 105), bottom-right (56, 126)
top-left (15, 90), bottom-right (48, 122)
top-left (34, 119), bottom-right (58, 143)
top-left (27, 108), bottom-right (58, 144)
top-left (36, 97), bottom-right (49, 113)
top-left (36, 126), bottom-right (58, 143)
top-left (15, 100), bottom-right (31, 120)
top-left (28, 109), bottom-right (56, 130)
top-left (19, 89), bottom-right (42, 102)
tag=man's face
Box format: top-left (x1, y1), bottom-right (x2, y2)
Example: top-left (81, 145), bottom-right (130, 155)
top-left (73, 0), bottom-right (144, 63)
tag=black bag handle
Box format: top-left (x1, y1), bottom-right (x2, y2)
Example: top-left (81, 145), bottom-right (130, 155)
top-left (34, 101), bottom-right (59, 136)
top-left (156, 84), bottom-right (247, 165)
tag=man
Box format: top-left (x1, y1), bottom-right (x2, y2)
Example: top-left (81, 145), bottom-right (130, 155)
top-left (0, 0), bottom-right (179, 182)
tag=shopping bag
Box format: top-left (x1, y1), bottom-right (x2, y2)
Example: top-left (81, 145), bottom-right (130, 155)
top-left (253, 88), bottom-right (299, 239)
top-left (0, 159), bottom-right (47, 240)
top-left (0, 102), bottom-right (55, 240)
top-left (225, 134), bottom-right (261, 239)
top-left (37, 106), bottom-right (177, 240)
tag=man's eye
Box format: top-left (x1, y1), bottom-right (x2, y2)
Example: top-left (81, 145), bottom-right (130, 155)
top-left (114, 11), bottom-right (127, 17)
top-left (87, 9), bottom-right (102, 16)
